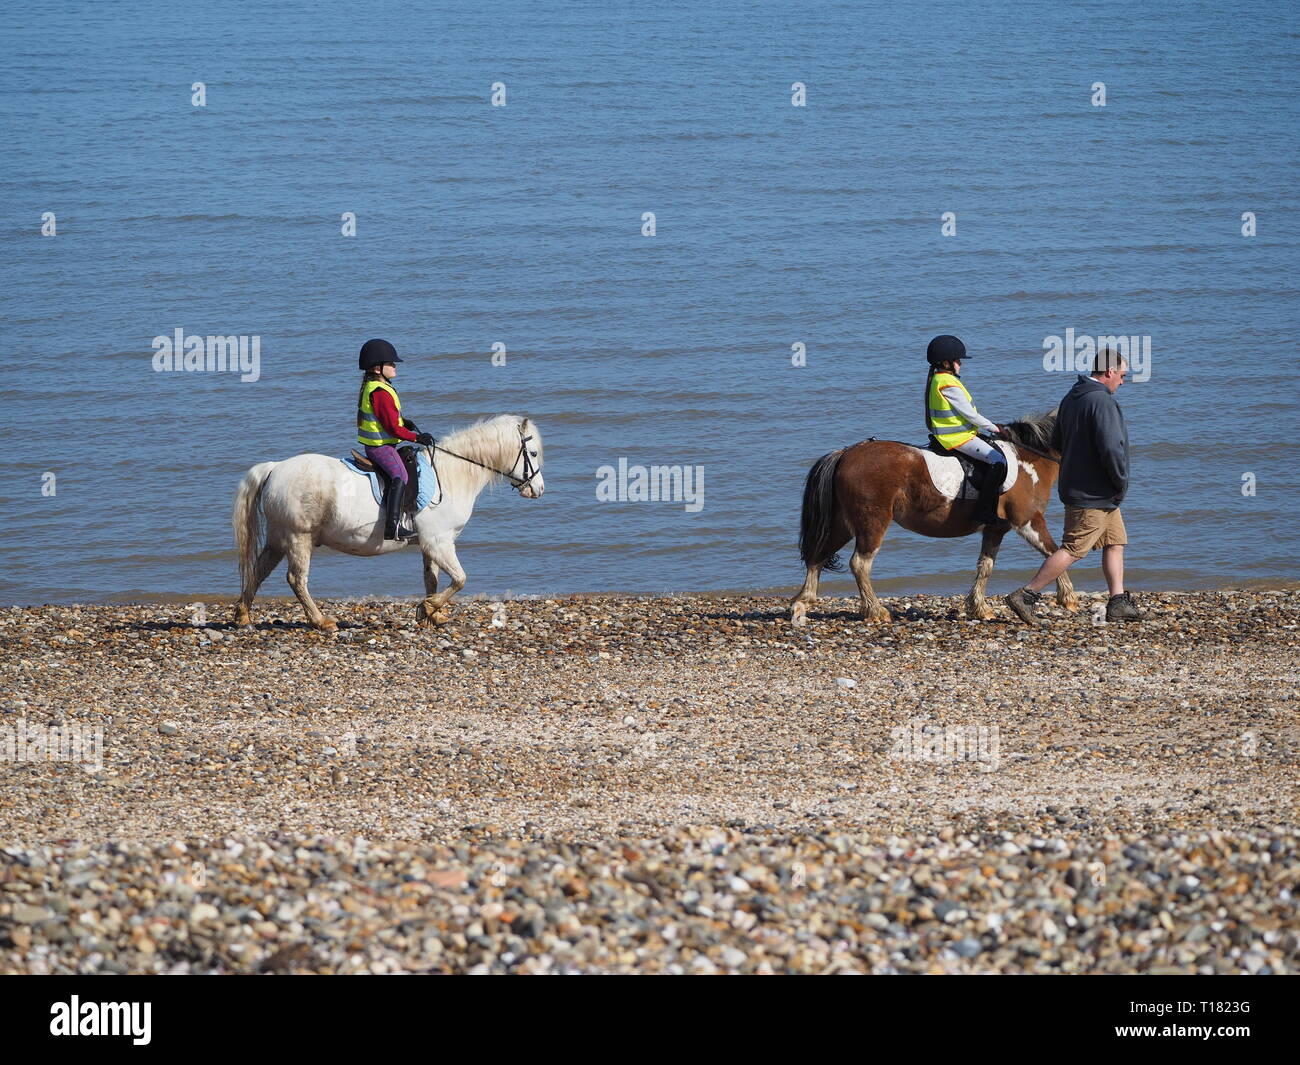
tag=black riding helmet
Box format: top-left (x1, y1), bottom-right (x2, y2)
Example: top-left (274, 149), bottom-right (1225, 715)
top-left (926, 335), bottom-right (967, 366)
top-left (359, 338), bottom-right (403, 371)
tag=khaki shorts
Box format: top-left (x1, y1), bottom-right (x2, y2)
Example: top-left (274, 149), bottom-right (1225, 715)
top-left (1061, 506), bottom-right (1127, 558)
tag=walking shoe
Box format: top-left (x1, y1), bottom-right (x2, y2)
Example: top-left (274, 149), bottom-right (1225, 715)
top-left (1106, 591), bottom-right (1144, 621)
top-left (1005, 586), bottom-right (1044, 626)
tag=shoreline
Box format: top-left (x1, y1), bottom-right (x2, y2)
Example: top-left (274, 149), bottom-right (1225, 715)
top-left (5, 577), bottom-right (1299, 610)
top-left (2, 589), bottom-right (1296, 973)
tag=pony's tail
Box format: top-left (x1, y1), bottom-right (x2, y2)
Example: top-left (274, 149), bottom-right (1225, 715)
top-left (233, 462), bottom-right (276, 592)
top-left (798, 449), bottom-right (846, 571)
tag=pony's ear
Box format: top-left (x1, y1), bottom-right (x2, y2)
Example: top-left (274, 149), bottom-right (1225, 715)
top-left (518, 416), bottom-right (530, 435)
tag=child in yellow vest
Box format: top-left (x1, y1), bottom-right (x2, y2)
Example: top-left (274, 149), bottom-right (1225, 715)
top-left (356, 338), bottom-right (434, 541)
top-left (924, 335), bottom-right (1007, 529)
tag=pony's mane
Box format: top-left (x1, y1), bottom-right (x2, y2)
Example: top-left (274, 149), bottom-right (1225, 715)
top-left (438, 413), bottom-right (521, 458)
top-left (433, 414), bottom-right (540, 494)
top-left (1000, 409), bottom-right (1057, 454)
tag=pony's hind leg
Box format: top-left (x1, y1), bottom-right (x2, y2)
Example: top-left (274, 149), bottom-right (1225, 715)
top-left (849, 525), bottom-right (891, 623)
top-left (965, 526), bottom-right (1007, 620)
top-left (1015, 512), bottom-right (1079, 611)
top-left (284, 535), bottom-right (336, 632)
top-left (789, 565), bottom-right (822, 627)
top-left (790, 518), bottom-right (850, 627)
top-left (233, 546), bottom-right (283, 626)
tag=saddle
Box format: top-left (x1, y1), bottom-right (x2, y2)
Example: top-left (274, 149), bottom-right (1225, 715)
top-left (916, 434), bottom-right (1017, 500)
top-left (922, 435), bottom-right (996, 491)
top-left (350, 446), bottom-right (421, 514)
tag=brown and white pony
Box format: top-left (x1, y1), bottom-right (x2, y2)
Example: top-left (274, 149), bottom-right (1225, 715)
top-left (789, 412), bottom-right (1077, 625)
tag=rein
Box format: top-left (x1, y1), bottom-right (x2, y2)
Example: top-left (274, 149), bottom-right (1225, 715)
top-left (428, 434), bottom-right (539, 492)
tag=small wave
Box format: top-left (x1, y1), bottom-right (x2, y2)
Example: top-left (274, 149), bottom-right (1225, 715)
top-left (119, 213), bottom-right (251, 224)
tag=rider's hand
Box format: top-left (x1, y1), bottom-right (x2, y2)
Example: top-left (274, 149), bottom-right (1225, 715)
top-left (416, 432), bottom-right (434, 446)
top-left (402, 420), bottom-right (419, 434)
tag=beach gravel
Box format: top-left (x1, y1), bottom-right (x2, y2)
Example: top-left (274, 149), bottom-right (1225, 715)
top-left (1, 589), bottom-right (1296, 973)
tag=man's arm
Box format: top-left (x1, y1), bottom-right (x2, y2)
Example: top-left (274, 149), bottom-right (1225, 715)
top-left (1091, 398), bottom-right (1128, 501)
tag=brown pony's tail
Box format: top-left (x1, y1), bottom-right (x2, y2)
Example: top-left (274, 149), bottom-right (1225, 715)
top-left (798, 449), bottom-right (846, 571)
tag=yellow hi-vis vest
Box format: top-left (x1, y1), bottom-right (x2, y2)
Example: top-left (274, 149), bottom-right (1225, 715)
top-left (357, 378), bottom-right (403, 447)
top-left (927, 371), bottom-right (978, 449)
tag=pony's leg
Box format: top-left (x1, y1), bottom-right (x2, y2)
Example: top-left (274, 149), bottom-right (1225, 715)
top-left (1014, 512), bottom-right (1079, 611)
top-left (790, 520), bottom-right (850, 627)
top-left (414, 546), bottom-right (443, 625)
top-left (233, 546), bottom-right (283, 626)
top-left (789, 565), bottom-right (821, 627)
top-left (849, 526), bottom-right (891, 623)
top-left (965, 526), bottom-right (1007, 620)
top-left (284, 535), bottom-right (336, 632)
top-left (417, 541), bottom-right (466, 625)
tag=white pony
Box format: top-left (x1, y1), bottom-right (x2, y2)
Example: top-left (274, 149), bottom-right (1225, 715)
top-left (232, 414), bottom-right (544, 630)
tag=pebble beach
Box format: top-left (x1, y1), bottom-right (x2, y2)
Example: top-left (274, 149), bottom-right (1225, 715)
top-left (1, 588), bottom-right (1296, 974)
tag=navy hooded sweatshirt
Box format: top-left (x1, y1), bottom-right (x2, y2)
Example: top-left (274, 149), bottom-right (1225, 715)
top-left (1049, 374), bottom-right (1129, 509)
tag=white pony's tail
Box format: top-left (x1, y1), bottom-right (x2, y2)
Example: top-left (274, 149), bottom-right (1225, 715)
top-left (233, 462), bottom-right (277, 593)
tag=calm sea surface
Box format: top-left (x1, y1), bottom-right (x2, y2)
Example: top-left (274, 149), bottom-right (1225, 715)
top-left (3, 1), bottom-right (1297, 605)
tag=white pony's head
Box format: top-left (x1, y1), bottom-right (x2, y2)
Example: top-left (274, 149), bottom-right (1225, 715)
top-left (433, 414), bottom-right (544, 499)
top-left (511, 415), bottom-right (544, 499)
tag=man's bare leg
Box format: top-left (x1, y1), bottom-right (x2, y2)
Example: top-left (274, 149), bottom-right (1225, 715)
top-left (1101, 544), bottom-right (1125, 596)
top-left (1024, 548), bottom-right (1077, 593)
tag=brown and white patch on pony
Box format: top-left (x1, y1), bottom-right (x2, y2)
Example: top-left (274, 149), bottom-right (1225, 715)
top-left (915, 441), bottom-right (1019, 501)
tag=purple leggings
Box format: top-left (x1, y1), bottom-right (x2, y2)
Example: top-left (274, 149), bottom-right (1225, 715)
top-left (365, 444), bottom-right (408, 485)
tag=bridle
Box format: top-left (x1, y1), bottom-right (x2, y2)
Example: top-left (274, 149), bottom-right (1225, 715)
top-left (427, 431), bottom-right (540, 494)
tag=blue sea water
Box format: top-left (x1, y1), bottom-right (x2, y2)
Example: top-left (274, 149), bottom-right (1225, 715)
top-left (2, 0), bottom-right (1297, 605)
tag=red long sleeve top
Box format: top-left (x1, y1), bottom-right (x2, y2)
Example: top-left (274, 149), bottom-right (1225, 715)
top-left (370, 387), bottom-right (419, 443)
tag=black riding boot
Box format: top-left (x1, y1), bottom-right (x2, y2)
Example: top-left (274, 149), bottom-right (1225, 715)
top-left (975, 462), bottom-right (1009, 530)
top-left (381, 476), bottom-right (416, 541)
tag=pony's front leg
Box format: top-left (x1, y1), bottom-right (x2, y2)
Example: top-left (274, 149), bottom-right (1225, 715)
top-left (414, 547), bottom-right (443, 625)
top-left (416, 541), bottom-right (465, 626)
top-left (965, 526), bottom-right (1007, 620)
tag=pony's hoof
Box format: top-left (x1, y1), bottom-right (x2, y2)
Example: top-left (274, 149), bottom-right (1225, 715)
top-left (316, 618), bottom-right (338, 633)
top-left (233, 607), bottom-right (252, 627)
top-left (966, 603), bottom-right (998, 621)
top-left (432, 609), bottom-right (452, 625)
top-left (1059, 597), bottom-right (1080, 612)
top-left (863, 608), bottom-right (893, 624)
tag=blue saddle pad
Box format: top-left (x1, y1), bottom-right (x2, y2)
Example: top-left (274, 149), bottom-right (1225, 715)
top-left (340, 447), bottom-right (440, 510)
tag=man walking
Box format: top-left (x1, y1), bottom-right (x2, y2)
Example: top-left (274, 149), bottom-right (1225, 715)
top-left (1005, 348), bottom-right (1143, 625)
